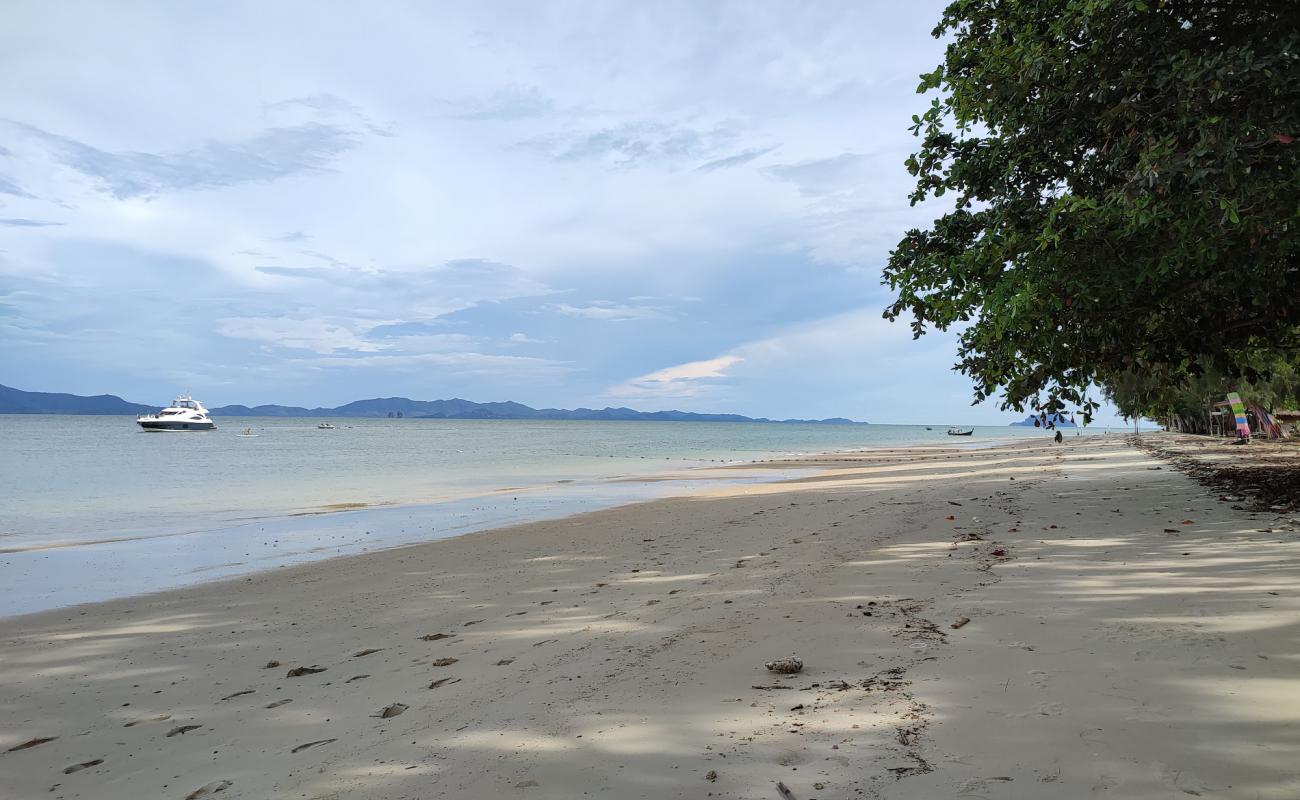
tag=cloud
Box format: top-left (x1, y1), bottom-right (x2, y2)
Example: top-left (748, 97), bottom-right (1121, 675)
top-left (304, 350), bottom-right (574, 378)
top-left (265, 94), bottom-right (360, 115)
top-left (253, 265), bottom-right (331, 279)
top-left (608, 355), bottom-right (742, 398)
top-left (264, 94), bottom-right (395, 137)
top-left (443, 86), bottom-right (555, 121)
top-left (695, 146), bottom-right (778, 173)
top-left (216, 316), bottom-right (381, 354)
top-left (763, 153), bottom-right (869, 196)
top-left (524, 121), bottom-right (738, 167)
top-left (0, 175), bottom-right (35, 198)
top-left (3, 120), bottom-right (360, 199)
top-left (549, 302), bottom-right (667, 321)
top-left (508, 332), bottom-right (545, 343)
top-left (0, 218), bottom-right (63, 227)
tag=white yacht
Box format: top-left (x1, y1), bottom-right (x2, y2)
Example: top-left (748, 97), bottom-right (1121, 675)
top-left (136, 395), bottom-right (217, 431)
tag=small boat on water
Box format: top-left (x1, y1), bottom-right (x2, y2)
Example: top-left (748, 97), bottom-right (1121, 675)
top-left (947, 427), bottom-right (974, 436)
top-left (136, 395), bottom-right (216, 431)
top-left (317, 423), bottom-right (337, 430)
top-left (238, 427), bottom-right (258, 437)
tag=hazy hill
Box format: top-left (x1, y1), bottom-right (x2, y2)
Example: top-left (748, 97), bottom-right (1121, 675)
top-left (0, 384), bottom-right (863, 424)
top-left (0, 383), bottom-right (154, 415)
top-left (1010, 412), bottom-right (1077, 428)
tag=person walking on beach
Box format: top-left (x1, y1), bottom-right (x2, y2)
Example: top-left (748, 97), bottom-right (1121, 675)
top-left (1054, 430), bottom-right (1063, 444)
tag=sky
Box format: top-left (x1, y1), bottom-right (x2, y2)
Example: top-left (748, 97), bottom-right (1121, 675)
top-left (0, 1), bottom-right (1129, 425)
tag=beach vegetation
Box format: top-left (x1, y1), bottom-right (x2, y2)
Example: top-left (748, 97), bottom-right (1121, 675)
top-left (884, 0), bottom-right (1300, 421)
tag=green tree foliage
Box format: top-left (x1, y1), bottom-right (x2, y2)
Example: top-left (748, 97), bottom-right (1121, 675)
top-left (1105, 353), bottom-right (1300, 430)
top-left (883, 0), bottom-right (1300, 420)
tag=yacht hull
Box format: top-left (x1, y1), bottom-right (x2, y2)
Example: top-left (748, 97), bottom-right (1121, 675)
top-left (137, 420), bottom-right (217, 431)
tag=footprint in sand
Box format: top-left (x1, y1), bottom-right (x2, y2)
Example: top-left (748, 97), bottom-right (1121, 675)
top-left (7, 736), bottom-right (57, 752)
top-left (345, 675), bottom-right (370, 683)
top-left (286, 665), bottom-right (326, 677)
top-left (352, 648), bottom-right (384, 658)
top-left (123, 714), bottom-right (170, 727)
top-left (166, 725), bottom-right (202, 737)
top-left (375, 703), bottom-right (408, 719)
top-left (62, 758), bottom-right (104, 774)
top-left (431, 657), bottom-right (459, 667)
top-left (184, 779), bottom-right (232, 799)
top-left (290, 738), bottom-right (337, 754)
top-left (428, 677), bottom-right (461, 689)
top-left (219, 689), bottom-right (255, 701)
top-left (420, 633), bottom-right (453, 641)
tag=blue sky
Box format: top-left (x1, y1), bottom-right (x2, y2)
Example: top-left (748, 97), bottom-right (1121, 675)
top-left (0, 2), bottom-right (1127, 424)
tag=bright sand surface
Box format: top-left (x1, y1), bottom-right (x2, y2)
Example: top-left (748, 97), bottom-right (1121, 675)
top-left (1, 435), bottom-right (1297, 799)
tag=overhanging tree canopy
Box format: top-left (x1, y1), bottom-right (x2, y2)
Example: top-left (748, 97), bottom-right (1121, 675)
top-left (883, 0), bottom-right (1300, 419)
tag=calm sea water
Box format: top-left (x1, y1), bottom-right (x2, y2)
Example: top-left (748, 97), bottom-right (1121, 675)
top-left (0, 415), bottom-right (1097, 615)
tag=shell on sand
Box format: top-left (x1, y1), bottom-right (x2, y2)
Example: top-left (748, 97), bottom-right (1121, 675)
top-left (765, 656), bottom-right (803, 674)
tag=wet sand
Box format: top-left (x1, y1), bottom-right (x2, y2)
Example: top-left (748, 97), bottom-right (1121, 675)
top-left (1, 435), bottom-right (1297, 799)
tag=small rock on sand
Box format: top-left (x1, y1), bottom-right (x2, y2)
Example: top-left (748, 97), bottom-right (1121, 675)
top-left (765, 657), bottom-right (803, 674)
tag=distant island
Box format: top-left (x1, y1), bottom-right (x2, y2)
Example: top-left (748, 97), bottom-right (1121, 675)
top-left (1010, 413), bottom-right (1076, 428)
top-left (0, 383), bottom-right (862, 424)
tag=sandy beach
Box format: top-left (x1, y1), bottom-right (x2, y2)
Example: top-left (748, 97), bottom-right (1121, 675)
top-left (2, 434), bottom-right (1298, 799)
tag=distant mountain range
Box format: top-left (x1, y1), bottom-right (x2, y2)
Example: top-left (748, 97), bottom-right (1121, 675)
top-left (0, 383), bottom-right (157, 415)
top-left (1010, 412), bottom-right (1077, 428)
top-left (0, 384), bottom-right (861, 424)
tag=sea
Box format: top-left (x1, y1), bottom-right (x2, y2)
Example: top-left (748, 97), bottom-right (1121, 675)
top-left (0, 416), bottom-right (1104, 616)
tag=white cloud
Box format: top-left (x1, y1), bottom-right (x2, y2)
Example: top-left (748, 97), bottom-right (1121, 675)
top-left (305, 351), bottom-right (574, 378)
top-left (607, 355), bottom-right (742, 399)
top-left (550, 302), bottom-right (667, 322)
top-left (216, 316), bottom-right (381, 354)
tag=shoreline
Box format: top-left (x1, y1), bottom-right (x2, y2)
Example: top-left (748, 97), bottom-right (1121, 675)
top-left (0, 464), bottom-right (821, 619)
top-left (0, 415), bottom-right (1105, 552)
top-left (0, 433), bottom-right (1060, 619)
top-left (5, 434), bottom-right (1293, 799)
